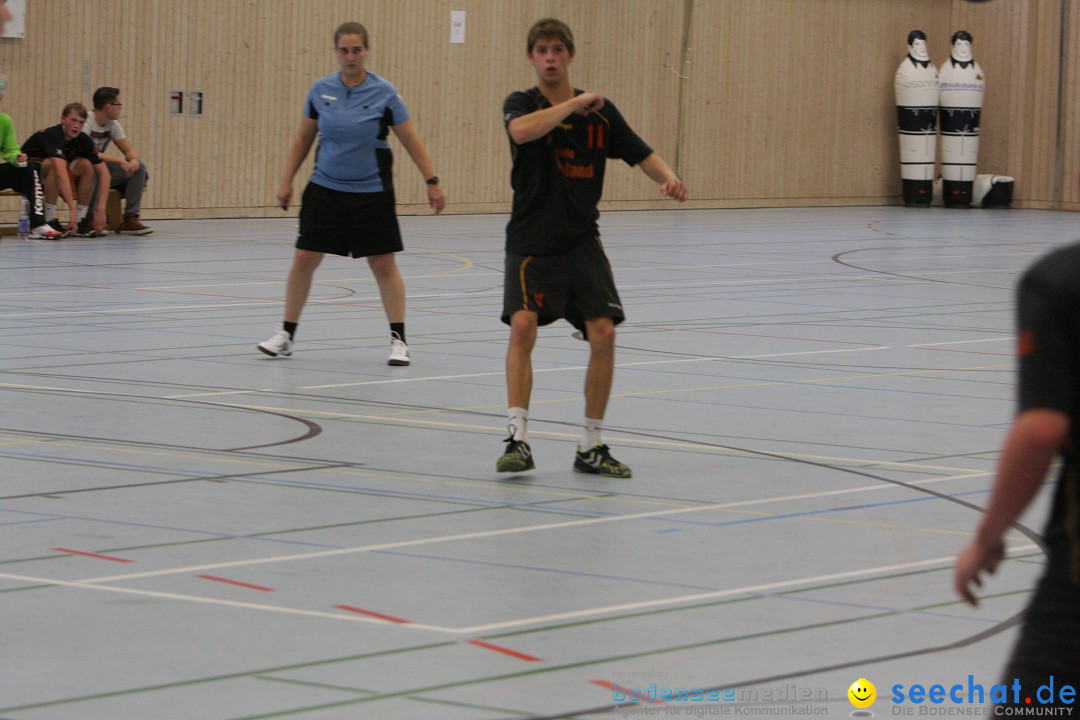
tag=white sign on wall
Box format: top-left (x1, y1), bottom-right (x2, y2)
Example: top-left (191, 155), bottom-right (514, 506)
top-left (3, 0), bottom-right (26, 39)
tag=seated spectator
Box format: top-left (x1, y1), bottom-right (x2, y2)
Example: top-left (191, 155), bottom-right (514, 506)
top-left (0, 76), bottom-right (62, 239)
top-left (21, 103), bottom-right (109, 237)
top-left (85, 86), bottom-right (153, 235)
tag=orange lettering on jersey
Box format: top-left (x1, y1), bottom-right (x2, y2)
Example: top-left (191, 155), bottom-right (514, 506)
top-left (558, 162), bottom-right (595, 179)
top-left (533, 292), bottom-right (545, 309)
top-left (1017, 329), bottom-right (1035, 357)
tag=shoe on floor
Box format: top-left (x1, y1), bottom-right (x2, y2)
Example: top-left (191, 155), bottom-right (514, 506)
top-left (574, 444), bottom-right (632, 478)
top-left (497, 437), bottom-right (535, 473)
top-left (257, 328), bottom-right (292, 357)
top-left (388, 336), bottom-right (410, 366)
top-left (75, 219), bottom-right (107, 237)
top-left (28, 224), bottom-right (63, 240)
top-left (117, 215), bottom-right (154, 235)
top-left (46, 219), bottom-right (71, 238)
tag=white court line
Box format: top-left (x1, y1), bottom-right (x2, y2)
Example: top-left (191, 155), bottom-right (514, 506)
top-left (292, 346), bottom-right (891, 391)
top-left (450, 545), bottom-right (1040, 634)
top-left (161, 346), bottom-right (890, 398)
top-left (71, 470), bottom-right (992, 586)
top-left (0, 270), bottom-right (985, 318)
top-left (0, 572), bottom-right (455, 633)
top-left (2, 541), bottom-right (1035, 636)
top-left (0, 377), bottom-right (990, 474)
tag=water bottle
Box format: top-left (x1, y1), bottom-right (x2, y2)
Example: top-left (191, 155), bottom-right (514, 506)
top-left (17, 195), bottom-right (29, 239)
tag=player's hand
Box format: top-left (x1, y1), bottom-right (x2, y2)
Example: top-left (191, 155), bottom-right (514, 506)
top-left (575, 92), bottom-right (604, 115)
top-left (661, 176), bottom-right (689, 202)
top-left (954, 537), bottom-right (1005, 606)
top-left (122, 158), bottom-right (139, 178)
top-left (92, 207), bottom-right (107, 232)
top-left (66, 202), bottom-right (78, 230)
top-left (15, 152), bottom-right (26, 165)
top-left (276, 183), bottom-right (292, 211)
top-left (427, 183), bottom-right (445, 214)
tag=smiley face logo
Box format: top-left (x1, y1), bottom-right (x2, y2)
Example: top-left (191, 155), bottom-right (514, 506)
top-left (848, 678), bottom-right (876, 709)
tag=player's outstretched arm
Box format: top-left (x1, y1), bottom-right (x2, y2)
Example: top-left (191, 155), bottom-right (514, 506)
top-left (954, 408), bottom-right (1067, 606)
top-left (638, 153), bottom-right (688, 202)
top-left (507, 93), bottom-right (603, 145)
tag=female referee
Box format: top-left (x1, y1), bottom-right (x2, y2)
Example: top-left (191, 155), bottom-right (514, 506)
top-left (258, 21), bottom-right (445, 365)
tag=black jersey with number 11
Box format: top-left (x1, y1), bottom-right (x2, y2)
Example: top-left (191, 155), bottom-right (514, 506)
top-left (503, 88), bottom-right (652, 256)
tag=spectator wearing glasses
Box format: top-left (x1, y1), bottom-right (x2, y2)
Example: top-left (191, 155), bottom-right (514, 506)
top-left (84, 86), bottom-right (153, 235)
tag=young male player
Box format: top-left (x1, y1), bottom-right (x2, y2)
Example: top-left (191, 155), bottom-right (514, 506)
top-left (955, 242), bottom-right (1080, 702)
top-left (22, 103), bottom-right (109, 237)
top-left (497, 18), bottom-right (688, 477)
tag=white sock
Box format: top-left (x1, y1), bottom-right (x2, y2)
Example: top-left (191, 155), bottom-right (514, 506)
top-left (44, 203), bottom-right (57, 222)
top-left (77, 204), bottom-right (88, 222)
top-left (508, 407), bottom-right (528, 442)
top-left (583, 417), bottom-right (603, 449)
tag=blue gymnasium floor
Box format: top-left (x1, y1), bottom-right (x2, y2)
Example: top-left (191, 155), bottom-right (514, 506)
top-left (0, 206), bottom-right (1075, 719)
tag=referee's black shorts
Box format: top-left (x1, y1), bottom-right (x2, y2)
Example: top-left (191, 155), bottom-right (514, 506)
top-left (502, 236), bottom-right (625, 333)
top-left (296, 181), bottom-right (403, 258)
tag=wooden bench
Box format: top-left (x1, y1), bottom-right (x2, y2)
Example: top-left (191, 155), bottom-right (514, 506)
top-left (0, 188), bottom-right (21, 235)
top-left (0, 187), bottom-right (122, 235)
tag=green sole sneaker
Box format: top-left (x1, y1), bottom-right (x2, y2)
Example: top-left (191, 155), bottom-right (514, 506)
top-left (497, 439), bottom-right (535, 472)
top-left (574, 444), bottom-right (632, 478)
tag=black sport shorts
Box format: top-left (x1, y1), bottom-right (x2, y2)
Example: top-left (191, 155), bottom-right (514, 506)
top-left (502, 236), bottom-right (625, 332)
top-left (296, 181), bottom-right (403, 258)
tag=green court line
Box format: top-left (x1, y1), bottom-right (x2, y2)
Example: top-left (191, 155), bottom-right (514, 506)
top-left (407, 694), bottom-right (540, 717)
top-left (252, 675), bottom-right (376, 695)
top-left (483, 563), bottom-right (1032, 640)
top-left (0, 640), bottom-right (457, 714)
top-left (1, 600), bottom-right (1002, 718)
top-left (0, 557), bottom-right (1037, 714)
top-left (0, 494), bottom-right (607, 569)
top-left (209, 610), bottom-right (915, 719)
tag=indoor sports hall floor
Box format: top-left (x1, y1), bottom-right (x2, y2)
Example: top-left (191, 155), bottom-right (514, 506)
top-left (0, 206), bottom-right (1075, 720)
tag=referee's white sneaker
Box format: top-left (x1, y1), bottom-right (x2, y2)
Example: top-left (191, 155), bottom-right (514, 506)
top-left (388, 337), bottom-right (410, 366)
top-left (258, 328), bottom-right (292, 357)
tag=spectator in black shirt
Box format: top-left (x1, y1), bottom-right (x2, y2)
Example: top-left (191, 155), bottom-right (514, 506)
top-left (22, 103), bottom-right (109, 236)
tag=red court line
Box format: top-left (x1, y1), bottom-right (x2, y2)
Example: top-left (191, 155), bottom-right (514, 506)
top-left (333, 604), bottom-right (412, 624)
top-left (466, 639), bottom-right (542, 662)
top-left (589, 679), bottom-right (663, 703)
top-left (52, 547), bottom-right (133, 563)
top-left (195, 575), bottom-right (275, 592)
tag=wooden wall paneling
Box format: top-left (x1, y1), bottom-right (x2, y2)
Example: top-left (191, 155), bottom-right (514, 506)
top-left (1060, 0), bottom-right (1078, 209)
top-left (0, 1), bottom-right (1075, 220)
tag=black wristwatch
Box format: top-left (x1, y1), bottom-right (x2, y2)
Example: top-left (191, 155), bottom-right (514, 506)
top-left (426, 176), bottom-right (440, 185)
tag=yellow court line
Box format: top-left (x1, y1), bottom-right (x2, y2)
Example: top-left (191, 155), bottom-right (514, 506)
top-left (209, 401), bottom-right (989, 475)
top-left (316, 361), bottom-right (1009, 415)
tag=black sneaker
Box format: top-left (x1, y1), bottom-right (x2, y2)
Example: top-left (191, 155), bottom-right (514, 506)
top-left (496, 436), bottom-right (535, 473)
top-left (574, 444), bottom-right (632, 478)
top-left (76, 219), bottom-right (107, 237)
top-left (47, 219), bottom-right (71, 238)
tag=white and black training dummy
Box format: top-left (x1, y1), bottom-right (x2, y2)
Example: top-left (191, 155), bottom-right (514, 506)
top-left (894, 30), bottom-right (939, 205)
top-left (938, 30), bottom-right (985, 207)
